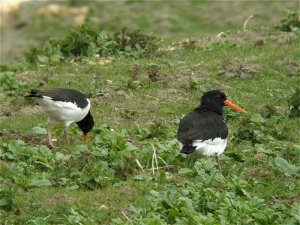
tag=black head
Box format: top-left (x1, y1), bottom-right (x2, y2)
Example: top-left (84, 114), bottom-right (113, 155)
top-left (200, 90), bottom-right (246, 115)
top-left (76, 111), bottom-right (94, 141)
top-left (200, 90), bottom-right (227, 115)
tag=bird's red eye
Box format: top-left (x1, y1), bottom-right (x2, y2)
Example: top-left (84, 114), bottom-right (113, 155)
top-left (215, 93), bottom-right (222, 98)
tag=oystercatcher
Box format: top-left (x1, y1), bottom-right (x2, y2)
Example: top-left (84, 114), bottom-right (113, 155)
top-left (26, 88), bottom-right (94, 148)
top-left (177, 90), bottom-right (246, 169)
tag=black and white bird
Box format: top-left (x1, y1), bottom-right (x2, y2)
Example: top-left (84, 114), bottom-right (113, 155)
top-left (26, 88), bottom-right (94, 148)
top-left (177, 90), bottom-right (246, 169)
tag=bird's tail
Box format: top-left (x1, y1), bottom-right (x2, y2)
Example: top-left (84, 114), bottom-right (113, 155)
top-left (180, 145), bottom-right (196, 154)
top-left (25, 89), bottom-right (42, 98)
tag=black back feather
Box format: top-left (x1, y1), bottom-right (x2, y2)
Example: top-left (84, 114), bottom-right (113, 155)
top-left (177, 108), bottom-right (228, 153)
top-left (26, 88), bottom-right (89, 109)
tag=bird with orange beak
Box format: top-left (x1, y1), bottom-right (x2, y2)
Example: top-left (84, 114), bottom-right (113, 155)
top-left (177, 90), bottom-right (246, 169)
top-left (26, 88), bottom-right (94, 148)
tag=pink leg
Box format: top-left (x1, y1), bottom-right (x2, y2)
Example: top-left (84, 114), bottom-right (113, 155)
top-left (64, 127), bottom-right (70, 145)
top-left (47, 122), bottom-right (55, 149)
top-left (215, 154), bottom-right (221, 170)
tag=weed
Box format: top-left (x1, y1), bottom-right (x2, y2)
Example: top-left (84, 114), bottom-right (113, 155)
top-left (181, 38), bottom-right (198, 50)
top-left (232, 113), bottom-right (288, 145)
top-left (129, 64), bottom-right (142, 80)
top-left (187, 77), bottom-right (199, 90)
top-left (276, 9), bottom-right (300, 33)
top-left (217, 59), bottom-right (260, 79)
top-left (115, 173), bottom-right (296, 224)
top-left (24, 25), bottom-right (160, 65)
top-left (0, 72), bottom-right (24, 99)
top-left (260, 104), bottom-right (278, 119)
top-left (202, 40), bottom-right (237, 52)
top-left (134, 121), bottom-right (174, 141)
top-left (121, 109), bottom-right (138, 119)
top-left (126, 80), bottom-right (142, 90)
top-left (147, 64), bottom-right (160, 82)
top-left (0, 64), bottom-right (11, 72)
top-left (270, 157), bottom-right (300, 177)
top-left (288, 88), bottom-right (300, 118)
top-left (0, 188), bottom-right (18, 212)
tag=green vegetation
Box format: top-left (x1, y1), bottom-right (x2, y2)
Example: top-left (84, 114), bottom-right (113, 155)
top-left (1, 1), bottom-right (300, 224)
top-left (24, 26), bottom-right (160, 66)
top-left (288, 88), bottom-right (300, 118)
top-left (276, 9), bottom-right (300, 33)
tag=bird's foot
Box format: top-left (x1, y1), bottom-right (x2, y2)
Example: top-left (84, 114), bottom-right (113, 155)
top-left (48, 143), bottom-right (55, 149)
top-left (215, 164), bottom-right (221, 170)
top-left (215, 154), bottom-right (221, 170)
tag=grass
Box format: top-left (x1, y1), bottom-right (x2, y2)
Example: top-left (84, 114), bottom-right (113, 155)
top-left (1, 1), bottom-right (300, 224)
top-left (3, 185), bottom-right (144, 224)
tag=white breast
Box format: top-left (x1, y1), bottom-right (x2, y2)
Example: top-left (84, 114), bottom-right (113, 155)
top-left (182, 137), bottom-right (227, 159)
top-left (36, 97), bottom-right (90, 127)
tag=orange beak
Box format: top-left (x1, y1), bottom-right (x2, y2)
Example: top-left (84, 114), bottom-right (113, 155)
top-left (84, 133), bottom-right (88, 142)
top-left (224, 100), bottom-right (246, 113)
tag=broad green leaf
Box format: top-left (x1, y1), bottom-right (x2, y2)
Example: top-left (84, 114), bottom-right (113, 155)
top-left (67, 185), bottom-right (79, 190)
top-left (291, 202), bottom-right (300, 222)
top-left (292, 144), bottom-right (300, 153)
top-left (73, 145), bottom-right (88, 154)
top-left (27, 218), bottom-right (48, 225)
top-left (133, 174), bottom-right (152, 181)
top-left (0, 199), bottom-right (10, 207)
top-left (251, 113), bottom-right (265, 123)
top-left (178, 168), bottom-right (193, 175)
top-left (29, 179), bottom-right (52, 187)
top-left (257, 147), bottom-right (274, 156)
top-left (37, 55), bottom-right (49, 63)
top-left (274, 157), bottom-right (300, 177)
top-left (55, 152), bottom-right (71, 161)
top-left (31, 126), bottom-right (47, 135)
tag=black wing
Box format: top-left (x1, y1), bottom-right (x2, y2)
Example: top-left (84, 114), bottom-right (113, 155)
top-left (177, 109), bottom-right (228, 146)
top-left (26, 88), bottom-right (89, 109)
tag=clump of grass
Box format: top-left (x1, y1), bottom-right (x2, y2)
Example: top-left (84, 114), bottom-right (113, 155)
top-left (0, 188), bottom-right (19, 213)
top-left (288, 88), bottom-right (300, 118)
top-left (231, 112), bottom-right (288, 145)
top-left (147, 64), bottom-right (160, 82)
top-left (0, 72), bottom-right (23, 91)
top-left (134, 121), bottom-right (174, 141)
top-left (0, 71), bottom-right (25, 99)
top-left (217, 59), bottom-right (260, 79)
top-left (276, 9), bottom-right (300, 33)
top-left (24, 25), bottom-right (160, 65)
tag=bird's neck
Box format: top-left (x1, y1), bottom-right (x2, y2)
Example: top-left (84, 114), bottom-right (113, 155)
top-left (199, 103), bottom-right (223, 115)
top-left (76, 111), bottom-right (94, 133)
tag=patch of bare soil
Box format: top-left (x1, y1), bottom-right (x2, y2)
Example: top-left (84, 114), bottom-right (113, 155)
top-left (0, 100), bottom-right (41, 121)
top-left (19, 104), bottom-right (41, 115)
top-left (217, 58), bottom-right (261, 79)
top-left (0, 128), bottom-right (47, 147)
top-left (269, 193), bottom-right (300, 206)
top-left (276, 58), bottom-right (300, 77)
top-left (45, 194), bottom-right (73, 206)
top-left (198, 1), bottom-right (299, 31)
top-left (0, 28), bottom-right (32, 63)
